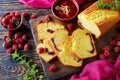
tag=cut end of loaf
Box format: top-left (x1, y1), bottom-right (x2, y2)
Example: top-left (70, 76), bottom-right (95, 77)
top-left (78, 9), bottom-right (119, 38)
top-left (78, 14), bottom-right (101, 38)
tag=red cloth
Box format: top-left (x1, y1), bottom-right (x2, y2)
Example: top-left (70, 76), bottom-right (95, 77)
top-left (18, 0), bottom-right (86, 8)
top-left (70, 55), bottom-right (120, 80)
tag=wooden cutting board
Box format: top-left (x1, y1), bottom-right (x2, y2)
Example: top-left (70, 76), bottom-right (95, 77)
top-left (29, 14), bottom-right (120, 80)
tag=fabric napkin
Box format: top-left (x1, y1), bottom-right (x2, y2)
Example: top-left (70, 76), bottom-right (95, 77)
top-left (70, 55), bottom-right (120, 80)
top-left (18, 0), bottom-right (85, 8)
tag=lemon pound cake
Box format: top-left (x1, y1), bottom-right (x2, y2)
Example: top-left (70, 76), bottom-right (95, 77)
top-left (48, 29), bottom-right (68, 55)
top-left (71, 29), bottom-right (97, 59)
top-left (36, 40), bottom-right (56, 63)
top-left (78, 0), bottom-right (120, 38)
top-left (37, 21), bottom-right (65, 40)
top-left (58, 38), bottom-right (83, 67)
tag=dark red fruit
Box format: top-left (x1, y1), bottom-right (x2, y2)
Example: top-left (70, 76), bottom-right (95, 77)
top-left (99, 53), bottom-right (105, 59)
top-left (110, 40), bottom-right (117, 47)
top-left (7, 23), bottom-right (14, 29)
top-left (14, 33), bottom-right (22, 39)
top-left (49, 64), bottom-right (56, 72)
top-left (22, 12), bottom-right (29, 18)
top-left (31, 13), bottom-right (37, 19)
top-left (3, 42), bottom-right (11, 48)
top-left (18, 44), bottom-right (24, 49)
top-left (38, 19), bottom-right (43, 24)
top-left (12, 16), bottom-right (17, 21)
top-left (15, 38), bottom-right (24, 44)
top-left (5, 15), bottom-right (11, 21)
top-left (22, 34), bottom-right (27, 40)
top-left (12, 38), bottom-right (16, 44)
top-left (12, 44), bottom-right (18, 50)
top-left (3, 35), bottom-right (8, 41)
top-left (104, 50), bottom-right (110, 57)
top-left (67, 23), bottom-right (73, 31)
top-left (15, 12), bottom-right (20, 17)
top-left (114, 46), bottom-right (120, 52)
top-left (102, 46), bottom-right (109, 51)
top-left (39, 47), bottom-right (45, 53)
top-left (8, 31), bottom-right (14, 36)
top-left (116, 41), bottom-right (120, 46)
top-left (44, 15), bottom-right (51, 21)
top-left (9, 12), bottom-right (15, 17)
top-left (6, 48), bottom-right (14, 54)
top-left (24, 43), bottom-right (30, 50)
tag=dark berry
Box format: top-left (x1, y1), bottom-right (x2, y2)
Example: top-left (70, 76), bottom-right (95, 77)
top-left (15, 38), bottom-right (24, 44)
top-left (24, 43), bottom-right (30, 50)
top-left (14, 33), bottom-right (22, 39)
top-left (22, 12), bottom-right (29, 18)
top-left (114, 46), bottom-right (120, 53)
top-left (18, 44), bottom-right (24, 49)
top-left (67, 23), bottom-right (73, 31)
top-left (12, 44), bottom-right (18, 50)
top-left (9, 12), bottom-right (15, 17)
top-left (22, 34), bottom-right (27, 40)
top-left (44, 15), bottom-right (51, 21)
top-left (39, 47), bottom-right (45, 53)
top-left (49, 64), bottom-right (56, 72)
top-left (7, 23), bottom-right (14, 29)
top-left (12, 16), bottom-right (17, 21)
top-left (110, 40), bottom-right (117, 47)
top-left (31, 13), bottom-right (37, 19)
top-left (104, 50), bottom-right (110, 57)
top-left (15, 12), bottom-right (20, 17)
top-left (8, 31), bottom-right (14, 36)
top-left (3, 42), bottom-right (11, 48)
top-left (6, 48), bottom-right (14, 54)
top-left (3, 35), bottom-right (8, 41)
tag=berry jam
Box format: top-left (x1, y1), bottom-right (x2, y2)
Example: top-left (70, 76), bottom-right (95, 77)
top-left (54, 0), bottom-right (77, 19)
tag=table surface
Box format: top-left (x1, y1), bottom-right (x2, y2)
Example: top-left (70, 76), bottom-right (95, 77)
top-left (0, 0), bottom-right (69, 80)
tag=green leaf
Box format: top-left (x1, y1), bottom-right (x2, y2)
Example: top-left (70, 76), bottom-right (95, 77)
top-left (19, 59), bottom-right (26, 64)
top-left (23, 74), bottom-right (31, 80)
top-left (31, 64), bottom-right (37, 70)
top-left (11, 50), bottom-right (19, 60)
top-left (24, 60), bottom-right (32, 68)
top-left (38, 75), bottom-right (46, 80)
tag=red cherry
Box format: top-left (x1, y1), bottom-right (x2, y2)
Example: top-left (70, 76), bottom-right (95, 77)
top-left (8, 31), bottom-right (14, 36)
top-left (44, 15), bottom-right (51, 21)
top-left (109, 40), bottom-right (117, 47)
top-left (15, 38), bottom-right (24, 44)
top-left (38, 19), bottom-right (43, 24)
top-left (104, 50), bottom-right (110, 57)
top-left (31, 13), bottom-right (37, 19)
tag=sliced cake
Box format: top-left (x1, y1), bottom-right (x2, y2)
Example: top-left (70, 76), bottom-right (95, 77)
top-left (71, 29), bottom-right (97, 59)
top-left (58, 38), bottom-right (83, 67)
top-left (37, 21), bottom-right (65, 40)
top-left (48, 29), bottom-right (68, 55)
top-left (36, 40), bottom-right (56, 63)
top-left (78, 0), bottom-right (120, 38)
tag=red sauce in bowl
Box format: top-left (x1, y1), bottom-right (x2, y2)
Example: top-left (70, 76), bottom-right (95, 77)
top-left (53, 0), bottom-right (77, 19)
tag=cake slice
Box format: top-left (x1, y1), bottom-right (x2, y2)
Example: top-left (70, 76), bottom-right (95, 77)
top-left (78, 0), bottom-right (120, 38)
top-left (37, 21), bottom-right (65, 40)
top-left (36, 40), bottom-right (56, 63)
top-left (71, 29), bottom-right (97, 59)
top-left (48, 29), bottom-right (68, 55)
top-left (58, 38), bottom-right (83, 67)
